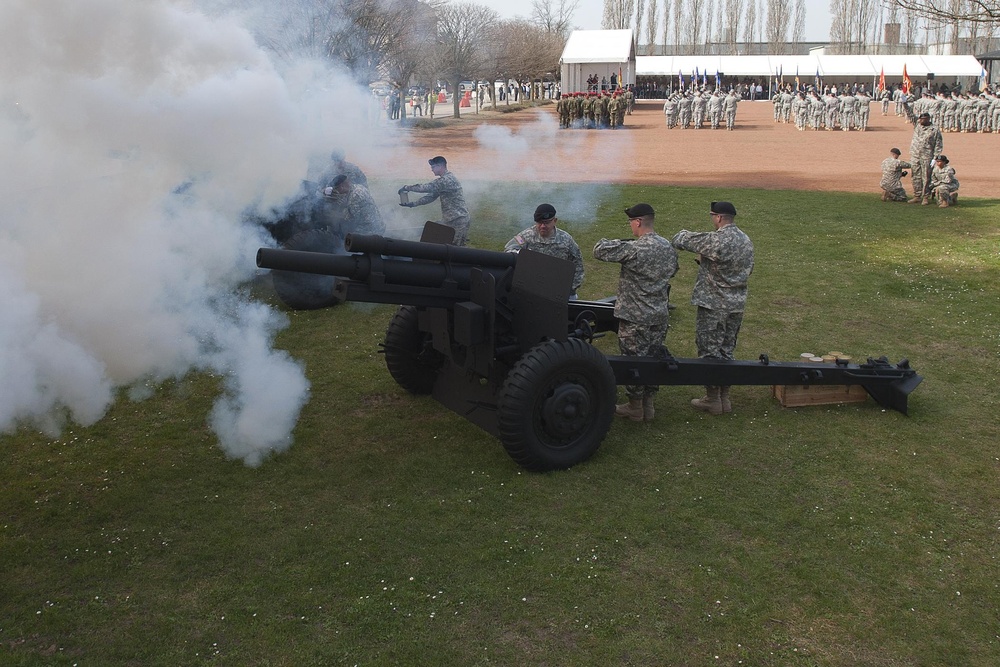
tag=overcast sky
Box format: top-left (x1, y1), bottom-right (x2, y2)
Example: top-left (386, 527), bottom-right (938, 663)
top-left (477, 0), bottom-right (835, 44)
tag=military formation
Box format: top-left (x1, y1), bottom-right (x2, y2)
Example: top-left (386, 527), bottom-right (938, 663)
top-left (663, 89), bottom-right (741, 130)
top-left (771, 86), bottom-right (874, 131)
top-left (906, 89), bottom-right (1000, 133)
top-left (556, 88), bottom-right (635, 129)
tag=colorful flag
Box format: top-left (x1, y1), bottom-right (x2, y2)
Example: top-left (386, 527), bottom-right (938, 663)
top-left (902, 64), bottom-right (911, 94)
top-left (679, 70), bottom-right (684, 89)
top-left (795, 66), bottom-right (800, 90)
top-left (815, 67), bottom-right (821, 90)
top-left (716, 71), bottom-right (721, 89)
top-left (980, 67), bottom-right (987, 92)
top-left (879, 67), bottom-right (886, 93)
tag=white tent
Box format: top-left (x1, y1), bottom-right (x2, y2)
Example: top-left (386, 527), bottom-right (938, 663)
top-left (919, 54), bottom-right (985, 77)
top-left (560, 30), bottom-right (637, 92)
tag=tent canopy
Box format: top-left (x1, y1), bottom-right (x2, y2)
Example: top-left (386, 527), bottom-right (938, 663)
top-left (561, 30), bottom-right (635, 64)
top-left (635, 54), bottom-right (987, 79)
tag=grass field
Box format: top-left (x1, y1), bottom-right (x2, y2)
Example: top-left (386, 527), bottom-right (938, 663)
top-left (3, 185), bottom-right (999, 666)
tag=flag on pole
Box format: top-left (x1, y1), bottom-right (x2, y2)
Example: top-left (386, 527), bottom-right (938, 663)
top-left (795, 66), bottom-right (800, 91)
top-left (815, 67), bottom-right (821, 91)
top-left (716, 71), bottom-right (721, 90)
top-left (679, 70), bottom-right (684, 90)
top-left (902, 64), bottom-right (912, 94)
top-left (702, 70), bottom-right (707, 87)
top-left (879, 67), bottom-right (886, 93)
top-left (980, 67), bottom-right (987, 92)
top-left (619, 66), bottom-right (623, 88)
top-left (779, 65), bottom-right (783, 84)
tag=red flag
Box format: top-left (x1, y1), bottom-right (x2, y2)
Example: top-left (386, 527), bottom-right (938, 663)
top-left (879, 67), bottom-right (886, 93)
top-left (902, 65), bottom-right (912, 94)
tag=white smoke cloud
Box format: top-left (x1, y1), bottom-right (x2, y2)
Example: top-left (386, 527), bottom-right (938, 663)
top-left (0, 0), bottom-right (381, 464)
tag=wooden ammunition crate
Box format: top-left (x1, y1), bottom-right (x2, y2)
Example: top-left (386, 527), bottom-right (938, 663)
top-left (772, 384), bottom-right (869, 408)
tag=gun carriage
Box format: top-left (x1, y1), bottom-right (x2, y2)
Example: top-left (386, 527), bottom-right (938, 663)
top-left (256, 224), bottom-right (922, 472)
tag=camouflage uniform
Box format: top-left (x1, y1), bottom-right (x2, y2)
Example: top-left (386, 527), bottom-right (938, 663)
top-left (671, 224), bottom-right (754, 360)
top-left (344, 184), bottom-right (385, 235)
top-left (663, 95), bottom-right (678, 128)
top-left (407, 170), bottom-right (471, 245)
top-left (723, 91), bottom-right (739, 130)
top-left (318, 159), bottom-right (368, 189)
top-left (880, 156), bottom-right (911, 202)
top-left (929, 162), bottom-right (959, 206)
top-left (504, 226), bottom-right (585, 296)
top-left (593, 233), bottom-right (678, 399)
top-left (909, 121), bottom-right (943, 201)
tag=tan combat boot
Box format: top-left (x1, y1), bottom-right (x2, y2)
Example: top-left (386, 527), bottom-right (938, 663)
top-left (719, 386), bottom-right (733, 414)
top-left (642, 395), bottom-right (655, 422)
top-left (615, 397), bottom-right (644, 422)
top-left (690, 386), bottom-right (723, 415)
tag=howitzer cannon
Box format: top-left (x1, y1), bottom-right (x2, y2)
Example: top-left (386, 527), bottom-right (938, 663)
top-left (256, 225), bottom-right (922, 471)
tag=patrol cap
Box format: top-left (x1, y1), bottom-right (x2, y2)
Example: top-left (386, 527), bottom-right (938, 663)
top-left (428, 155), bottom-right (447, 166)
top-left (624, 203), bottom-right (655, 218)
top-left (890, 147), bottom-right (901, 155)
top-left (710, 201), bottom-right (737, 216)
top-left (534, 203), bottom-right (557, 222)
top-left (935, 154), bottom-right (949, 163)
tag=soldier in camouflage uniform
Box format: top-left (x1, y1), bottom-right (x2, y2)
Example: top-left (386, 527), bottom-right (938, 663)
top-left (594, 203), bottom-right (678, 423)
top-left (399, 155), bottom-right (471, 245)
top-left (328, 174), bottom-right (385, 235)
top-left (504, 204), bottom-right (585, 298)
top-left (671, 201), bottom-right (754, 416)
top-left (908, 113), bottom-right (944, 204)
top-left (318, 149), bottom-right (368, 189)
top-left (929, 155), bottom-right (959, 207)
top-left (880, 148), bottom-right (911, 202)
top-left (723, 90), bottom-right (739, 130)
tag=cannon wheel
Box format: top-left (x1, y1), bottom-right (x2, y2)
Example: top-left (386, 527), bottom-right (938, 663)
top-left (270, 229), bottom-right (345, 310)
top-left (383, 306), bottom-right (444, 395)
top-left (497, 338), bottom-right (616, 471)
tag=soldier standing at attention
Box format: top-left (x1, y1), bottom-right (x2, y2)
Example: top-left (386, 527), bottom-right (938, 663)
top-left (880, 148), bottom-right (911, 202)
top-left (594, 204), bottom-right (678, 423)
top-left (671, 201), bottom-right (754, 416)
top-left (399, 156), bottom-right (471, 245)
top-left (909, 112), bottom-right (944, 205)
top-left (504, 204), bottom-right (585, 299)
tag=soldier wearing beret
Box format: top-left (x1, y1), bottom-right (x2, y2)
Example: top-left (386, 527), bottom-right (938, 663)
top-left (504, 204), bottom-right (585, 298)
top-left (671, 201), bottom-right (754, 416)
top-left (398, 156), bottom-right (471, 245)
top-left (594, 203), bottom-right (678, 422)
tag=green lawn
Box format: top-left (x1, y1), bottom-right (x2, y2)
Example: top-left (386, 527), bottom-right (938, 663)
top-left (3, 185), bottom-right (999, 666)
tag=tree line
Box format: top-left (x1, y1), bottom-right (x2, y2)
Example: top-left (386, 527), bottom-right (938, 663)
top-left (229, 0), bottom-right (576, 119)
top-left (603, 0), bottom-right (998, 56)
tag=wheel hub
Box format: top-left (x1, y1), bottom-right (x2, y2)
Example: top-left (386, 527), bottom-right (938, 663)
top-left (540, 382), bottom-right (591, 439)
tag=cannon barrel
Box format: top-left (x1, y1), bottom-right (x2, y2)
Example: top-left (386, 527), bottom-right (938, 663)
top-left (256, 246), bottom-right (511, 291)
top-left (345, 234), bottom-right (517, 268)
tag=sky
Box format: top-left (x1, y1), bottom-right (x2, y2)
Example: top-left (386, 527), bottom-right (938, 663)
top-left (477, 0), bottom-right (835, 43)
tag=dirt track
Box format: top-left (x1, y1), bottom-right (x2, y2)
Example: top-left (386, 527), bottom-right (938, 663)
top-left (395, 99), bottom-right (996, 198)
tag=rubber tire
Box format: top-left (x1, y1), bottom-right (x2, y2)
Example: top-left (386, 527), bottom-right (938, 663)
top-left (383, 306), bottom-right (444, 395)
top-left (271, 229), bottom-right (345, 310)
top-left (497, 338), bottom-right (616, 471)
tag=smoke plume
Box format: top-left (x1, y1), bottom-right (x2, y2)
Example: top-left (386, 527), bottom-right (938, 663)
top-left (0, 0), bottom-right (378, 464)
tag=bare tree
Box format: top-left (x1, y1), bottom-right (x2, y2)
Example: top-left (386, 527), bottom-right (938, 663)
top-left (435, 2), bottom-right (500, 118)
top-left (892, 0), bottom-right (999, 23)
top-left (743, 0), bottom-right (758, 49)
top-left (790, 0), bottom-right (805, 51)
top-left (662, 0), bottom-right (671, 53)
top-left (603, 0), bottom-right (636, 29)
top-left (765, 0), bottom-right (791, 54)
top-left (532, 0), bottom-right (581, 38)
top-left (672, 0), bottom-right (684, 51)
top-left (687, 0), bottom-right (704, 54)
top-left (723, 0), bottom-right (744, 53)
top-left (646, 0), bottom-right (660, 54)
top-left (705, 0), bottom-right (716, 51)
